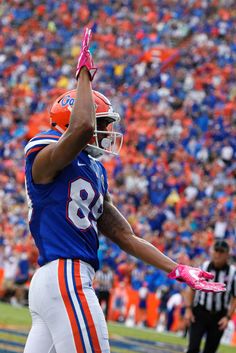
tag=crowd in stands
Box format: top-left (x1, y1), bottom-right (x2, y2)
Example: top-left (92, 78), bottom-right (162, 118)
top-left (0, 0), bottom-right (236, 334)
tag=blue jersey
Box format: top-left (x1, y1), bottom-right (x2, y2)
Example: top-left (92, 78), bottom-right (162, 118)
top-left (24, 130), bottom-right (108, 270)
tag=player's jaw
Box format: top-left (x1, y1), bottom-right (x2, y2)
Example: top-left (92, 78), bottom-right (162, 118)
top-left (96, 119), bottom-right (112, 149)
top-left (86, 116), bottom-right (123, 157)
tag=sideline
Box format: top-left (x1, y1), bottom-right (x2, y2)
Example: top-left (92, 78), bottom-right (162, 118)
top-left (0, 328), bottom-right (184, 353)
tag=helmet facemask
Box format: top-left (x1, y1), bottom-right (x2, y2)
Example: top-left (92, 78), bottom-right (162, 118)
top-left (86, 114), bottom-right (123, 158)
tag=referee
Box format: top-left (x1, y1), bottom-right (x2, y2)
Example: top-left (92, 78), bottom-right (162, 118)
top-left (184, 240), bottom-right (236, 353)
top-left (95, 263), bottom-right (114, 320)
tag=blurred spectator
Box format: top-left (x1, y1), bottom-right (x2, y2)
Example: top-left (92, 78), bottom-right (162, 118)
top-left (156, 285), bottom-right (169, 332)
top-left (137, 281), bottom-right (148, 327)
top-left (110, 281), bottom-right (128, 323)
top-left (166, 286), bottom-right (186, 332)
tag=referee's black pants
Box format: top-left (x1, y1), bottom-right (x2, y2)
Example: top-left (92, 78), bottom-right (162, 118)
top-left (186, 305), bottom-right (226, 353)
top-left (97, 290), bottom-right (110, 320)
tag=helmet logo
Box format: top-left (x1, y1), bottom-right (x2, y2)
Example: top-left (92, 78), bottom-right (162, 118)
top-left (61, 95), bottom-right (75, 107)
top-left (60, 96), bottom-right (97, 111)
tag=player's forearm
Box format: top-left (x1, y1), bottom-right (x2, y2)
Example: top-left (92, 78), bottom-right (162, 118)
top-left (54, 68), bottom-right (95, 160)
top-left (33, 68), bottom-right (95, 182)
top-left (98, 201), bottom-right (177, 273)
top-left (122, 233), bottom-right (177, 273)
top-left (68, 67), bottom-right (95, 134)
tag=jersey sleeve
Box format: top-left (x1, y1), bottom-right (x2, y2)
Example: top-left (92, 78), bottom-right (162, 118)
top-left (24, 130), bottom-right (61, 162)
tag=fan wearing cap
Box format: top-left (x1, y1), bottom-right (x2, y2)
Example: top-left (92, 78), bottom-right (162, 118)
top-left (184, 240), bottom-right (236, 353)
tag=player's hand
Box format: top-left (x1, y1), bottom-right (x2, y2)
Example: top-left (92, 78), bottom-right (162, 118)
top-left (76, 27), bottom-right (97, 81)
top-left (167, 264), bottom-right (226, 293)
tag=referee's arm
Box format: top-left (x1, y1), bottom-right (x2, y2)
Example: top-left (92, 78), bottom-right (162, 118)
top-left (227, 296), bottom-right (236, 320)
top-left (225, 271), bottom-right (236, 322)
top-left (218, 296), bottom-right (236, 331)
top-left (218, 271), bottom-right (236, 330)
top-left (184, 287), bottom-right (195, 326)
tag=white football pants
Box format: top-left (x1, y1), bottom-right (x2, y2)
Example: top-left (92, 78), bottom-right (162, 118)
top-left (24, 259), bottom-right (110, 353)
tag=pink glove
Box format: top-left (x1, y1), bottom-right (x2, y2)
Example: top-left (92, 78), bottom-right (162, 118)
top-left (168, 264), bottom-right (226, 293)
top-left (75, 27), bottom-right (97, 81)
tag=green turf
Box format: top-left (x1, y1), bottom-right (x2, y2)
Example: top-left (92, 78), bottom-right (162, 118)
top-left (109, 322), bottom-right (186, 345)
top-left (108, 323), bottom-right (236, 353)
top-left (0, 302), bottom-right (31, 327)
top-left (112, 350), bottom-right (139, 353)
top-left (0, 332), bottom-right (26, 343)
top-left (0, 302), bottom-right (235, 353)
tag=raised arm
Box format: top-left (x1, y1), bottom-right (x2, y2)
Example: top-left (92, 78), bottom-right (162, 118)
top-left (98, 198), bottom-right (226, 293)
top-left (32, 28), bottom-right (97, 184)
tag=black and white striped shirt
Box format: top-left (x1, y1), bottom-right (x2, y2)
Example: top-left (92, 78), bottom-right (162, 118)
top-left (95, 270), bottom-right (113, 291)
top-left (193, 261), bottom-right (236, 312)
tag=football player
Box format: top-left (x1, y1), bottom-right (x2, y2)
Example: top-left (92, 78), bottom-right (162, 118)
top-left (23, 28), bottom-right (226, 353)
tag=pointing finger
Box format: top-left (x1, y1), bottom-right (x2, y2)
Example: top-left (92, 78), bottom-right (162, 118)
top-left (82, 27), bottom-right (92, 50)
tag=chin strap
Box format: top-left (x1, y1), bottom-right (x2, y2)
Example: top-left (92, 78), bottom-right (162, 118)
top-left (85, 145), bottom-right (104, 158)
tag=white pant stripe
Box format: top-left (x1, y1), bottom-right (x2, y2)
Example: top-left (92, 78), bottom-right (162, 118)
top-left (66, 260), bottom-right (93, 353)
